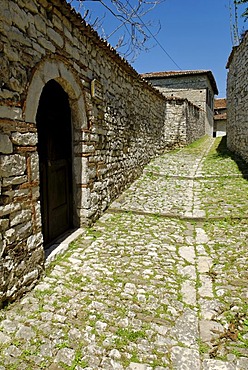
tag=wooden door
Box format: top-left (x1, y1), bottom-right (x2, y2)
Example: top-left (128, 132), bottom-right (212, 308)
top-left (36, 80), bottom-right (73, 247)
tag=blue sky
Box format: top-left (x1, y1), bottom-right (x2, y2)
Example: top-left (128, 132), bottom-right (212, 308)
top-left (69, 0), bottom-right (247, 98)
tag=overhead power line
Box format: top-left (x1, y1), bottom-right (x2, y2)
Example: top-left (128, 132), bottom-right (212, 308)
top-left (126, 0), bottom-right (182, 70)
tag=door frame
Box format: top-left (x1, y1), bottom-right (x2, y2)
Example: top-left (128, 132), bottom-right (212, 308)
top-left (24, 58), bottom-right (89, 248)
top-left (36, 79), bottom-right (73, 247)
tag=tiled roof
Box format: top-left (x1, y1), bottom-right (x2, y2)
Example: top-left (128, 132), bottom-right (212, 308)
top-left (214, 98), bottom-right (226, 109)
top-left (141, 70), bottom-right (208, 78)
top-left (141, 70), bottom-right (218, 95)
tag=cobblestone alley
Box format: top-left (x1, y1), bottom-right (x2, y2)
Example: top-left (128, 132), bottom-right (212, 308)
top-left (0, 136), bottom-right (248, 370)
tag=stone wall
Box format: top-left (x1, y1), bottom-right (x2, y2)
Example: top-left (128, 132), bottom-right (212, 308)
top-left (143, 73), bottom-right (216, 136)
top-left (214, 119), bottom-right (226, 137)
top-left (164, 97), bottom-right (205, 147)
top-left (226, 31), bottom-right (248, 161)
top-left (148, 75), bottom-right (210, 110)
top-left (0, 0), bottom-right (205, 306)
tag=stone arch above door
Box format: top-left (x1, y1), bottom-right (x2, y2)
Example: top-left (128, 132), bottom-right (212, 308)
top-left (24, 57), bottom-right (87, 129)
top-left (24, 57), bottom-right (90, 230)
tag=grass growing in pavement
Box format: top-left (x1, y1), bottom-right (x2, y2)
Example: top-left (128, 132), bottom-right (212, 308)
top-left (203, 136), bottom-right (248, 175)
top-left (185, 135), bottom-right (209, 150)
top-left (199, 137), bottom-right (248, 217)
top-left (202, 218), bottom-right (248, 359)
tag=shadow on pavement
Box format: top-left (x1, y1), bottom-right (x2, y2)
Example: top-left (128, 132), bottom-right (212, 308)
top-left (216, 136), bottom-right (248, 179)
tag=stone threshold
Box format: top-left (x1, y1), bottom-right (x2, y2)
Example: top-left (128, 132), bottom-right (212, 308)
top-left (44, 228), bottom-right (85, 267)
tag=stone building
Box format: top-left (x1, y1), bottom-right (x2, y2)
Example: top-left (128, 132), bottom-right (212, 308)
top-left (141, 70), bottom-right (219, 136)
top-left (226, 31), bottom-right (248, 162)
top-left (213, 98), bottom-right (227, 137)
top-left (0, 0), bottom-right (206, 306)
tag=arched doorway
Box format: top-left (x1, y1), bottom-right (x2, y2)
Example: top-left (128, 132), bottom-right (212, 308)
top-left (36, 79), bottom-right (73, 247)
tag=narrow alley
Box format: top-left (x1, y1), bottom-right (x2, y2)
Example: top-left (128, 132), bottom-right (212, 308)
top-left (1, 136), bottom-right (248, 370)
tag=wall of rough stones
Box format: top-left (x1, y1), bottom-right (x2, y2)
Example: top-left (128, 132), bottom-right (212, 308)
top-left (226, 31), bottom-right (248, 162)
top-left (144, 74), bottom-right (215, 136)
top-left (0, 0), bottom-right (205, 306)
top-left (164, 97), bottom-right (205, 147)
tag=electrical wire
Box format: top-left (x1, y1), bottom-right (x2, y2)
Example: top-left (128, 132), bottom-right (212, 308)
top-left (126, 0), bottom-right (182, 70)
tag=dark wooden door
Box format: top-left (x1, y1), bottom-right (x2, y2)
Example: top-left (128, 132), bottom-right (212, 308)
top-left (36, 80), bottom-right (73, 247)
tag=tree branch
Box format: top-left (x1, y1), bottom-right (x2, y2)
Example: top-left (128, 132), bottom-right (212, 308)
top-left (71, 0), bottom-right (165, 61)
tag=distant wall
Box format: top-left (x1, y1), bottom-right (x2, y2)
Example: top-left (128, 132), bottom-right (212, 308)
top-left (144, 75), bottom-right (215, 136)
top-left (214, 119), bottom-right (226, 137)
top-left (164, 98), bottom-right (205, 147)
top-left (0, 0), bottom-right (205, 306)
top-left (226, 31), bottom-right (248, 161)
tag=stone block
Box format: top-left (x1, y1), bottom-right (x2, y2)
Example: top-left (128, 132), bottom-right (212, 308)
top-left (0, 134), bottom-right (13, 154)
top-left (41, 60), bottom-right (60, 83)
top-left (0, 154), bottom-right (26, 177)
top-left (29, 153), bottom-right (39, 181)
top-left (74, 157), bottom-right (89, 184)
top-left (2, 175), bottom-right (27, 186)
top-left (0, 5), bottom-right (12, 25)
top-left (0, 106), bottom-right (22, 120)
top-left (0, 239), bottom-right (6, 258)
top-left (3, 44), bottom-right (20, 62)
top-left (31, 186), bottom-right (39, 200)
top-left (10, 209), bottom-right (32, 227)
top-left (27, 232), bottom-right (43, 251)
top-left (27, 23), bottom-right (38, 40)
top-left (34, 203), bottom-right (42, 228)
top-left (74, 143), bottom-right (95, 154)
top-left (11, 132), bottom-right (38, 146)
top-left (9, 75), bottom-right (26, 94)
top-left (78, 187), bottom-right (91, 208)
top-left (34, 14), bottom-right (47, 34)
top-left (14, 221), bottom-right (32, 242)
top-left (38, 37), bottom-right (56, 52)
top-left (0, 89), bottom-right (20, 100)
top-left (9, 2), bottom-right (29, 33)
top-left (4, 228), bottom-right (16, 244)
top-left (53, 14), bottom-right (63, 32)
top-left (22, 270), bottom-right (39, 285)
top-left (8, 26), bottom-right (32, 47)
top-left (78, 207), bottom-right (97, 219)
top-left (128, 363), bottom-right (149, 370)
top-left (58, 62), bottom-right (81, 99)
top-left (0, 219), bottom-right (9, 232)
top-left (4, 186), bottom-right (29, 202)
top-left (71, 96), bottom-right (88, 130)
top-left (32, 41), bottom-right (46, 55)
top-left (22, 0), bottom-right (39, 14)
top-left (71, 47), bottom-right (80, 61)
top-left (47, 27), bottom-right (63, 48)
top-left (0, 202), bottom-right (21, 217)
top-left (25, 74), bottom-right (44, 123)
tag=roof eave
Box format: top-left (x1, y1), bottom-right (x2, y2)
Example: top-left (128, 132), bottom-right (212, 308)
top-left (141, 71), bottom-right (218, 95)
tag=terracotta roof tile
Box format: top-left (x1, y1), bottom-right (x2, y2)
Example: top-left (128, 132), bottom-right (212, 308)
top-left (214, 98), bottom-right (226, 109)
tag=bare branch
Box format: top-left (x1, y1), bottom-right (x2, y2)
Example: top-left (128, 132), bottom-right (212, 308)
top-left (71, 0), bottom-right (165, 61)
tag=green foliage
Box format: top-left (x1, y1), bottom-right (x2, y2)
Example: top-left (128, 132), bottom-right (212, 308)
top-left (114, 328), bottom-right (146, 348)
top-left (186, 135), bottom-right (208, 149)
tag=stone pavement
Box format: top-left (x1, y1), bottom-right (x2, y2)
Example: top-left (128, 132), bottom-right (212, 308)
top-left (0, 136), bottom-right (248, 370)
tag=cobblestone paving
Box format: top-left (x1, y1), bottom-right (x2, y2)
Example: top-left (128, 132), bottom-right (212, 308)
top-left (1, 136), bottom-right (248, 370)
